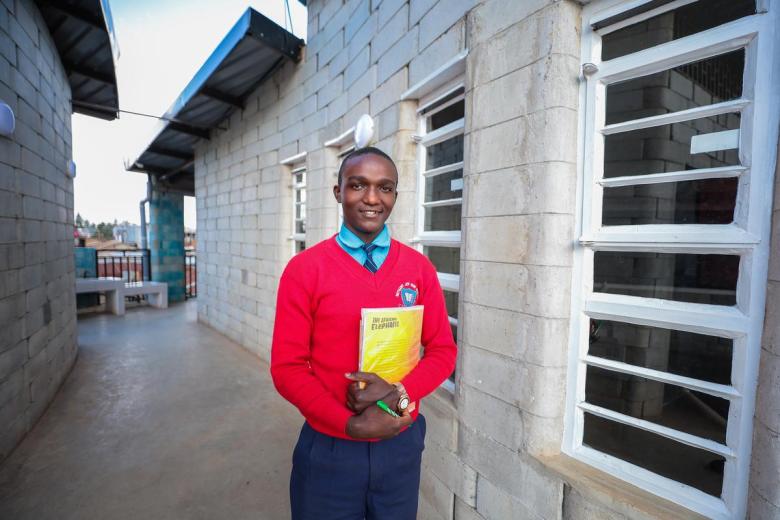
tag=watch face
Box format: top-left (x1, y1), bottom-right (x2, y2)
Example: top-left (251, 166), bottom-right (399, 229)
top-left (399, 397), bottom-right (410, 410)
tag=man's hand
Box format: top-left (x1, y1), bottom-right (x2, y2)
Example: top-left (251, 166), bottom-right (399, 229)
top-left (345, 371), bottom-right (396, 413)
top-left (345, 404), bottom-right (413, 439)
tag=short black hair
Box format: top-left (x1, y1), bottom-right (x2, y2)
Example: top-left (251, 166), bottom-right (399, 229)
top-left (337, 146), bottom-right (398, 186)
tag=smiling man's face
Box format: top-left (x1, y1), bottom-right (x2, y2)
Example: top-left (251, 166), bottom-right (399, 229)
top-left (333, 153), bottom-right (398, 243)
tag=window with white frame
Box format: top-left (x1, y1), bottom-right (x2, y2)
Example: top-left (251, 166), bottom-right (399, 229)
top-left (281, 152), bottom-right (307, 255)
top-left (564, 1), bottom-right (780, 519)
top-left (416, 84), bottom-right (465, 391)
top-left (291, 164), bottom-right (306, 253)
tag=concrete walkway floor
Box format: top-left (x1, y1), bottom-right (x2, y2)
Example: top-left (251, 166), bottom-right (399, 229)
top-left (0, 301), bottom-right (302, 519)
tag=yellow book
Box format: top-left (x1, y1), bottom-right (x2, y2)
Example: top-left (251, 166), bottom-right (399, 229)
top-left (359, 306), bottom-right (423, 383)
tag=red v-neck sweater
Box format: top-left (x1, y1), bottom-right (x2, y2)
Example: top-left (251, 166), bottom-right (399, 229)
top-left (270, 236), bottom-right (457, 439)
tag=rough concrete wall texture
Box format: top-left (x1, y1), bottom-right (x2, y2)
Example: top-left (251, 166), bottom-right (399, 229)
top-left (194, 0), bottom-right (780, 518)
top-left (0, 0), bottom-right (78, 464)
top-left (748, 145), bottom-right (780, 519)
top-left (149, 187), bottom-right (185, 302)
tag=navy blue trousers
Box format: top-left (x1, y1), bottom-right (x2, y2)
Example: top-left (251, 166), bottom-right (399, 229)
top-left (290, 415), bottom-right (426, 520)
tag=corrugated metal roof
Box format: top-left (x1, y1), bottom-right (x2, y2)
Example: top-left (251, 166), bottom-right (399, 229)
top-left (127, 8), bottom-right (304, 195)
top-left (36, 0), bottom-right (120, 120)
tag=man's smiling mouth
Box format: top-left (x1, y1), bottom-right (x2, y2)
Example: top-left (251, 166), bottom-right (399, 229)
top-left (360, 210), bottom-right (382, 217)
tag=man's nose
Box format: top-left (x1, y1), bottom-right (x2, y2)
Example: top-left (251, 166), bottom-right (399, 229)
top-left (363, 186), bottom-right (380, 204)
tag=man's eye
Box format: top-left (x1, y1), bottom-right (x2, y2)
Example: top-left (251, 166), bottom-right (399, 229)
top-left (351, 183), bottom-right (364, 190)
top-left (380, 186), bottom-right (394, 193)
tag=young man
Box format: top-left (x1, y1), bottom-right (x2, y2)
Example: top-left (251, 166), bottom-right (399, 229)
top-left (270, 147), bottom-right (457, 519)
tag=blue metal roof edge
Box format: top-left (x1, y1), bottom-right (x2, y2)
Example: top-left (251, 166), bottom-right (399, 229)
top-left (129, 7), bottom-right (303, 172)
top-left (161, 8), bottom-right (253, 122)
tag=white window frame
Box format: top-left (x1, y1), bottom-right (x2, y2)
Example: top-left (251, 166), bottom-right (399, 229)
top-left (281, 151), bottom-right (307, 255)
top-left (563, 2), bottom-right (780, 519)
top-left (415, 81), bottom-right (466, 394)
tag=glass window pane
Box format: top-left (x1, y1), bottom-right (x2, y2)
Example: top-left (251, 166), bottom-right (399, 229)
top-left (424, 205), bottom-right (462, 232)
top-left (585, 365), bottom-right (728, 443)
top-left (601, 0), bottom-right (755, 61)
top-left (424, 246), bottom-right (460, 275)
top-left (604, 114), bottom-right (741, 179)
top-left (602, 178), bottom-right (738, 226)
top-left (583, 413), bottom-right (725, 497)
top-left (443, 290), bottom-right (459, 320)
top-left (428, 100), bottom-right (465, 132)
top-left (295, 241), bottom-right (306, 253)
top-left (295, 172), bottom-right (304, 185)
top-left (296, 220), bottom-right (305, 234)
top-left (594, 252), bottom-right (739, 306)
top-left (606, 50), bottom-right (745, 125)
top-left (426, 135), bottom-right (464, 169)
top-left (588, 319), bottom-right (733, 385)
top-left (425, 169), bottom-right (463, 203)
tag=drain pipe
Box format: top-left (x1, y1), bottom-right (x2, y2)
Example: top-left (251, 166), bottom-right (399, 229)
top-left (140, 174), bottom-right (152, 280)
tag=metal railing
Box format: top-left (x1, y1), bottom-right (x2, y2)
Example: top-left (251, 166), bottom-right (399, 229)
top-left (185, 250), bottom-right (197, 299)
top-left (96, 250), bottom-right (150, 283)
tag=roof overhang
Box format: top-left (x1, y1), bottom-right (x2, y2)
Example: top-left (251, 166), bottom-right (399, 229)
top-left (36, 0), bottom-right (120, 120)
top-left (127, 8), bottom-right (304, 195)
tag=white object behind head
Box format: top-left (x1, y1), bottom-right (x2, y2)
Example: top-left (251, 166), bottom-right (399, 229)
top-left (354, 114), bottom-right (374, 148)
top-left (0, 102), bottom-right (15, 136)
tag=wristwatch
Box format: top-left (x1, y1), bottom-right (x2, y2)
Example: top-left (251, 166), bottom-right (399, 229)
top-left (393, 382), bottom-right (410, 413)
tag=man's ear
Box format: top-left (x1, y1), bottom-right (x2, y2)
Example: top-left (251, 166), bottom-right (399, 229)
top-left (333, 184), bottom-right (342, 203)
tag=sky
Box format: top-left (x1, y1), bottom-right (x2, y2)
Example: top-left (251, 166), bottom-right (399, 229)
top-left (72, 0), bottom-right (308, 229)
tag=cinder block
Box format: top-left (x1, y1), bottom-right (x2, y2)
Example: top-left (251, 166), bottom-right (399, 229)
top-left (376, 26), bottom-right (418, 85)
top-left (454, 497), bottom-right (486, 520)
top-left (467, 108), bottom-right (577, 173)
top-left (471, 53), bottom-right (579, 130)
top-left (370, 67), bottom-right (407, 114)
top-left (370, 3), bottom-right (408, 62)
top-left (763, 281), bottom-right (780, 356)
top-left (409, 19), bottom-right (465, 86)
top-left (470, 3), bottom-right (580, 85)
top-left (418, 0), bottom-right (473, 50)
top-left (459, 426), bottom-right (564, 519)
top-left (419, 470), bottom-right (455, 520)
top-left (749, 420), bottom-right (780, 506)
top-left (464, 163), bottom-right (576, 219)
top-left (462, 261), bottom-right (571, 319)
top-left (410, 0), bottom-right (437, 27)
top-left (345, 0), bottom-right (370, 41)
top-left (347, 65), bottom-right (376, 108)
top-left (755, 349), bottom-right (780, 434)
top-left (0, 340), bottom-right (26, 381)
top-left (477, 475), bottom-right (551, 520)
top-left (317, 30), bottom-right (344, 69)
top-left (463, 214), bottom-right (573, 267)
top-left (344, 44), bottom-right (370, 89)
top-left (460, 385), bottom-right (522, 451)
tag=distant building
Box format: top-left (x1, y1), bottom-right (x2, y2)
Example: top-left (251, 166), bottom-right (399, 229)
top-left (113, 222), bottom-right (145, 246)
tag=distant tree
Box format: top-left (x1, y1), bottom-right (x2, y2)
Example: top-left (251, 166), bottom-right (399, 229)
top-left (95, 222), bottom-right (115, 240)
top-left (75, 213), bottom-right (84, 227)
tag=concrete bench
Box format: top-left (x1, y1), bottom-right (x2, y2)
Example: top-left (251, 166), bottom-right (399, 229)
top-left (123, 281), bottom-right (168, 309)
top-left (75, 278), bottom-right (126, 315)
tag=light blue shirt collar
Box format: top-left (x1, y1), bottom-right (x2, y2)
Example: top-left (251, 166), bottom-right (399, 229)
top-left (335, 224), bottom-right (391, 269)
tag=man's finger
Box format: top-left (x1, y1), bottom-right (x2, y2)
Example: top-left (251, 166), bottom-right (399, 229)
top-left (344, 371), bottom-right (379, 383)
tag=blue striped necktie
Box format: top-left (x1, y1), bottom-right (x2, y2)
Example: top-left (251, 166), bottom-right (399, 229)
top-left (362, 243), bottom-right (378, 273)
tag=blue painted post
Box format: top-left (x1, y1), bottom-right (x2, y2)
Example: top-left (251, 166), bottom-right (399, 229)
top-left (149, 187), bottom-right (185, 303)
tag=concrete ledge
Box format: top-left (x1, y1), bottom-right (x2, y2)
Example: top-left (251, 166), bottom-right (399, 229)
top-left (536, 453), bottom-right (708, 520)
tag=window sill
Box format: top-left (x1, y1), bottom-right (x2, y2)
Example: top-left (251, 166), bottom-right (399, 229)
top-left (535, 452), bottom-right (708, 520)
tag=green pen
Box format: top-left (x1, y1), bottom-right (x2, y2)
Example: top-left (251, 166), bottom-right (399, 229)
top-left (376, 399), bottom-right (400, 418)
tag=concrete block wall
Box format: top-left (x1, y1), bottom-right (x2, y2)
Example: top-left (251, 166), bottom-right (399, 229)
top-left (149, 186), bottom-right (185, 303)
top-left (0, 0), bottom-right (78, 464)
top-left (748, 145), bottom-right (780, 518)
top-left (194, 0), bottom-right (780, 518)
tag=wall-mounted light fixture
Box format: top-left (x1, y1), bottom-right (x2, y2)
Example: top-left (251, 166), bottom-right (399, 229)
top-left (67, 160), bottom-right (77, 178)
top-left (0, 101), bottom-right (15, 137)
top-left (354, 114), bottom-right (374, 148)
